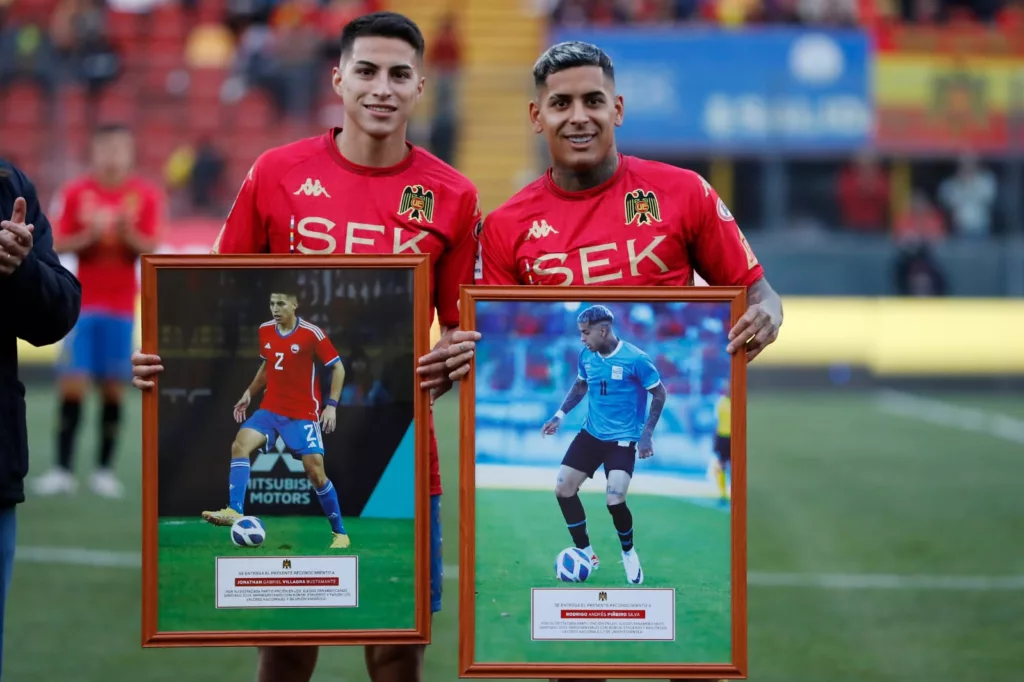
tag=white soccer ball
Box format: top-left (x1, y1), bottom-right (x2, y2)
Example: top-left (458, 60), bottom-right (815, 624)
top-left (230, 516), bottom-right (266, 548)
top-left (554, 547), bottom-right (593, 583)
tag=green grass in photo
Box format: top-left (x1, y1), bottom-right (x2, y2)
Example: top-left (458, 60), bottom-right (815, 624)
top-left (157, 515), bottom-right (415, 632)
top-left (473, 488), bottom-right (731, 664)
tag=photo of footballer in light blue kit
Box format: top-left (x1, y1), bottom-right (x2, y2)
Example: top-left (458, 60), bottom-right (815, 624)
top-left (542, 305), bottom-right (667, 586)
top-left (471, 298), bottom-right (733, 665)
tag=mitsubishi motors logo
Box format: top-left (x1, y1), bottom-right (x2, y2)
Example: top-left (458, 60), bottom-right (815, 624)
top-left (247, 436), bottom-right (312, 507)
top-left (251, 437), bottom-right (306, 473)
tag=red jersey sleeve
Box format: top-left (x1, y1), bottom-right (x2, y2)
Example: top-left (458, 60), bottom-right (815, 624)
top-left (258, 326), bottom-right (270, 361)
top-left (476, 212), bottom-right (521, 285)
top-left (684, 174), bottom-right (765, 287)
top-left (433, 188), bottom-right (481, 328)
top-left (211, 160), bottom-right (269, 254)
top-left (135, 185), bottom-right (163, 239)
top-left (315, 332), bottom-right (341, 367)
top-left (53, 185), bottom-right (82, 239)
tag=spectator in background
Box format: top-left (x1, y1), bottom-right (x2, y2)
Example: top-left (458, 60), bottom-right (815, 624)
top-left (893, 239), bottom-right (948, 296)
top-left (0, 160), bottom-right (82, 678)
top-left (340, 346), bottom-right (390, 406)
top-left (271, 0), bottom-right (326, 124)
top-left (938, 155), bottom-right (997, 238)
top-left (164, 137), bottom-right (227, 217)
top-left (894, 190), bottom-right (945, 243)
top-left (836, 151), bottom-right (890, 232)
top-left (0, 3), bottom-right (60, 120)
top-left (50, 0), bottom-right (122, 129)
top-left (427, 14), bottom-right (463, 166)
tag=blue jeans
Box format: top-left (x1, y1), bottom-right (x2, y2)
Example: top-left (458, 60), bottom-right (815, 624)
top-left (0, 506), bottom-right (16, 680)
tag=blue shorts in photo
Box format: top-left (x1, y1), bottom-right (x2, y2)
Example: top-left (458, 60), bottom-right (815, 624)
top-left (241, 409), bottom-right (324, 456)
top-left (430, 494), bottom-right (442, 613)
top-left (58, 311), bottom-right (135, 381)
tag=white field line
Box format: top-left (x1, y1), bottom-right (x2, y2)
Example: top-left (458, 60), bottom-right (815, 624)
top-left (475, 463), bottom-right (718, 498)
top-left (20, 546), bottom-right (1024, 592)
top-left (874, 389), bottom-right (1024, 445)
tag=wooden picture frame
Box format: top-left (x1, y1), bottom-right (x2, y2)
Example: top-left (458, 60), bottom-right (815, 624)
top-left (140, 254), bottom-right (432, 648)
top-left (458, 285), bottom-right (748, 679)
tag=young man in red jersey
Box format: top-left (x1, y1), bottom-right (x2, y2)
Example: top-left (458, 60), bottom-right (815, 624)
top-left (32, 124), bottom-right (162, 500)
top-left (420, 41), bottom-right (783, 682)
top-left (130, 12), bottom-right (480, 682)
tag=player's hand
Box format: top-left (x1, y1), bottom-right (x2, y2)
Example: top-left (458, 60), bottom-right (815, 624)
top-left (417, 329), bottom-right (482, 404)
top-left (638, 432), bottom-right (654, 459)
top-left (233, 391), bottom-right (251, 423)
top-left (131, 351), bottom-right (164, 390)
top-left (541, 416), bottom-right (561, 436)
top-left (320, 405), bottom-right (337, 434)
top-left (0, 197), bottom-right (34, 276)
top-left (727, 302), bottom-right (781, 363)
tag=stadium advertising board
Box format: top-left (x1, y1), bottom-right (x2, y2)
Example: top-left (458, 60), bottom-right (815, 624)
top-left (546, 27), bottom-right (872, 153)
top-left (139, 254), bottom-right (433, 647)
top-left (872, 23), bottom-right (1024, 153)
top-left (458, 285), bottom-right (749, 678)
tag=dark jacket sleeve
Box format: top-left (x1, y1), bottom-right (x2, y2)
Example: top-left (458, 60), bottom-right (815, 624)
top-left (1, 166), bottom-right (82, 346)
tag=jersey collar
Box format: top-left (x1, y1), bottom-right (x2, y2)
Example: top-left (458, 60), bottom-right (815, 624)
top-left (598, 339), bottom-right (623, 359)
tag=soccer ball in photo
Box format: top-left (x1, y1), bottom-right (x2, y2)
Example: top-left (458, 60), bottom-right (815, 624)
top-left (230, 516), bottom-right (266, 548)
top-left (555, 547), bottom-right (593, 583)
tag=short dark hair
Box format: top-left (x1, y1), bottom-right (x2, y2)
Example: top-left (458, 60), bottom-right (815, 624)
top-left (339, 11), bottom-right (425, 60)
top-left (93, 122), bottom-right (132, 138)
top-left (270, 292), bottom-right (299, 302)
top-left (578, 305), bottom-right (614, 326)
top-left (533, 41), bottom-right (614, 88)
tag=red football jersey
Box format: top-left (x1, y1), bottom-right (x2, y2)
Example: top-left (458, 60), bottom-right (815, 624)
top-left (211, 129), bottom-right (482, 495)
top-left (258, 318), bottom-right (341, 421)
top-left (53, 175), bottom-right (163, 315)
top-left (476, 154), bottom-right (764, 288)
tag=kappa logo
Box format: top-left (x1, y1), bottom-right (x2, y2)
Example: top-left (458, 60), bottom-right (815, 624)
top-left (527, 220), bottom-right (558, 239)
top-left (625, 189), bottom-right (661, 226)
top-left (399, 185), bottom-right (435, 223)
top-left (698, 175), bottom-right (712, 198)
top-left (282, 559), bottom-right (292, 569)
top-left (294, 178), bottom-right (331, 198)
top-left (598, 591), bottom-right (608, 602)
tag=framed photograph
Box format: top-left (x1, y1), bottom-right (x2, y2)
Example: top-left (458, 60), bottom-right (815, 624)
top-left (458, 286), bottom-right (747, 679)
top-left (140, 254), bottom-right (432, 647)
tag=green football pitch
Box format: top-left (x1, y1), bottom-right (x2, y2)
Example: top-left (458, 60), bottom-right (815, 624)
top-left (8, 383), bottom-right (1024, 681)
top-left (157, 516), bottom-right (415, 632)
top-left (473, 489), bottom-right (731, 665)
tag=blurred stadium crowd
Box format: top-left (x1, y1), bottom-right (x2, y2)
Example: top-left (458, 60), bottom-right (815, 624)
top-left (546, 0), bottom-right (1018, 26)
top-left (475, 302), bottom-right (731, 448)
top-left (0, 0), bottom-right (461, 218)
top-left (1, 0), bottom-right (1021, 296)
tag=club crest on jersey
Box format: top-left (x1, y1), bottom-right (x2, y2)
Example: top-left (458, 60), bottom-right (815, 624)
top-left (399, 184), bottom-right (435, 223)
top-left (290, 344), bottom-right (299, 354)
top-left (625, 189), bottom-right (661, 226)
top-left (717, 197), bottom-right (735, 222)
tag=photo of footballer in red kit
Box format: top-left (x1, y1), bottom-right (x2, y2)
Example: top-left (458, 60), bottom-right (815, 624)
top-left (140, 257), bottom-right (433, 646)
